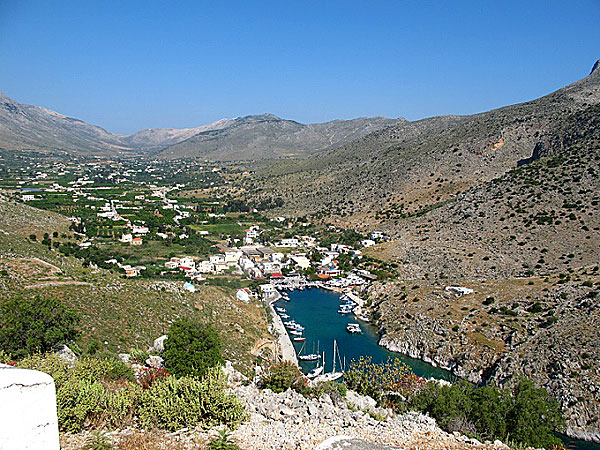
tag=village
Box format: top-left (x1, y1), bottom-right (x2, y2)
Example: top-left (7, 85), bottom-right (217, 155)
top-left (0, 154), bottom-right (395, 300)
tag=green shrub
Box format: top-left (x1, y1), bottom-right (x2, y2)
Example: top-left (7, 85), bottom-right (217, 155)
top-left (344, 357), bottom-right (424, 402)
top-left (259, 361), bottom-right (306, 393)
top-left (129, 348), bottom-right (149, 364)
top-left (163, 318), bottom-right (223, 378)
top-left (0, 296), bottom-right (79, 359)
top-left (137, 368), bottom-right (246, 431)
top-left (408, 378), bottom-right (565, 448)
top-left (207, 430), bottom-right (241, 450)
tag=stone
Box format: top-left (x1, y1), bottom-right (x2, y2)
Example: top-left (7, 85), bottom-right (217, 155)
top-left (54, 344), bottom-right (77, 367)
top-left (148, 335), bottom-right (168, 353)
top-left (145, 355), bottom-right (164, 368)
top-left (0, 364), bottom-right (60, 449)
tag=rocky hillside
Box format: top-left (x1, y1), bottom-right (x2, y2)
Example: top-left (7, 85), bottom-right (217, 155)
top-left (368, 272), bottom-right (600, 443)
top-left (250, 60), bottom-right (600, 225)
top-left (156, 114), bottom-right (403, 160)
top-left (0, 91), bottom-right (401, 159)
top-left (0, 92), bottom-right (129, 155)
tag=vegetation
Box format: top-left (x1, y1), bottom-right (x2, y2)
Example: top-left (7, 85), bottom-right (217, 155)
top-left (12, 353), bottom-right (245, 433)
top-left (0, 296), bottom-right (79, 359)
top-left (258, 361), bottom-right (306, 393)
top-left (344, 356), bottom-right (425, 403)
top-left (409, 378), bottom-right (565, 448)
top-left (162, 318), bottom-right (224, 378)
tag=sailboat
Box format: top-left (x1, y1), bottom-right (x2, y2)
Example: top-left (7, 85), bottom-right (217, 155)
top-left (314, 340), bottom-right (344, 382)
top-left (306, 351), bottom-right (325, 379)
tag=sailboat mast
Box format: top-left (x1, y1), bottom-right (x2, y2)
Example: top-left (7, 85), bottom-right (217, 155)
top-left (333, 340), bottom-right (337, 373)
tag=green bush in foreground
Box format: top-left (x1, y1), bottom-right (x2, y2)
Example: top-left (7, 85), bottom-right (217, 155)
top-left (17, 354), bottom-right (245, 433)
top-left (259, 361), bottom-right (306, 393)
top-left (163, 318), bottom-right (223, 378)
top-left (137, 368), bottom-right (246, 431)
top-left (0, 296), bottom-right (79, 359)
top-left (409, 378), bottom-right (565, 449)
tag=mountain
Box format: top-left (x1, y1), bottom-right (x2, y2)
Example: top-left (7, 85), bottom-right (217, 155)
top-left (155, 114), bottom-right (404, 160)
top-left (0, 91), bottom-right (402, 159)
top-left (0, 91), bottom-right (129, 155)
top-left (252, 60), bottom-right (600, 226)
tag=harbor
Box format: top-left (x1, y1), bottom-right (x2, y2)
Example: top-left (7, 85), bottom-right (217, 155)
top-left (274, 287), bottom-right (453, 381)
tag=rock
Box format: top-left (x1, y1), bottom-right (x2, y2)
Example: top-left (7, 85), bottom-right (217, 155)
top-left (148, 335), bottom-right (168, 353)
top-left (223, 360), bottom-right (247, 383)
top-left (54, 344), bottom-right (76, 367)
top-left (118, 353), bottom-right (131, 363)
top-left (345, 390), bottom-right (377, 412)
top-left (145, 355), bottom-right (164, 368)
top-left (316, 436), bottom-right (399, 449)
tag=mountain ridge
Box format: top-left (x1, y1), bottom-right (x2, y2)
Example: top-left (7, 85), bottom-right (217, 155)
top-left (0, 91), bottom-right (403, 159)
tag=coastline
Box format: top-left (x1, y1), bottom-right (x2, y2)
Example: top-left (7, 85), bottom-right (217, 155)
top-left (267, 292), bottom-right (298, 366)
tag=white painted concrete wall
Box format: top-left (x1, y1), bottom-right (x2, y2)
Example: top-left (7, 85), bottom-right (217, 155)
top-left (0, 364), bottom-right (60, 450)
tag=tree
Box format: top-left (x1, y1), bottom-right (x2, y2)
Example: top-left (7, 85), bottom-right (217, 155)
top-left (506, 378), bottom-right (565, 448)
top-left (162, 318), bottom-right (223, 378)
top-left (0, 296), bottom-right (79, 358)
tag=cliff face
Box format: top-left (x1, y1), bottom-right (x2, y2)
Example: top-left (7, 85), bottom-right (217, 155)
top-left (368, 275), bottom-right (600, 442)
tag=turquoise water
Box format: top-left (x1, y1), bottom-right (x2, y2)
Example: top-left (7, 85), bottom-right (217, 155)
top-left (276, 287), bottom-right (600, 450)
top-left (276, 287), bottom-right (453, 380)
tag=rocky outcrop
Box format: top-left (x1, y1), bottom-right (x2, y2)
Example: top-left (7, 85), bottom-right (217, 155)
top-left (231, 384), bottom-right (508, 450)
top-left (370, 278), bottom-right (600, 443)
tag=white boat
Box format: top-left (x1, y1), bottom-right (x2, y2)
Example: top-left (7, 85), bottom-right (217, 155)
top-left (307, 365), bottom-right (324, 379)
top-left (275, 307), bottom-right (286, 313)
top-left (280, 313), bottom-right (290, 319)
top-left (298, 353), bottom-right (320, 361)
top-left (290, 329), bottom-right (303, 336)
top-left (313, 340), bottom-right (344, 382)
top-left (346, 323), bottom-right (362, 334)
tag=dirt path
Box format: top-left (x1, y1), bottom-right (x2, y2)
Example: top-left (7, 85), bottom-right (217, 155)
top-left (24, 281), bottom-right (91, 289)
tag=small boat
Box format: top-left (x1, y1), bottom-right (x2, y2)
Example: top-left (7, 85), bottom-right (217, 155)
top-left (298, 353), bottom-right (320, 361)
top-left (307, 365), bottom-right (324, 379)
top-left (290, 329), bottom-right (303, 336)
top-left (346, 323), bottom-right (362, 334)
top-left (294, 325), bottom-right (305, 331)
top-left (338, 306), bottom-right (352, 314)
top-left (275, 307), bottom-right (286, 313)
top-left (280, 314), bottom-right (290, 319)
top-left (293, 337), bottom-right (306, 342)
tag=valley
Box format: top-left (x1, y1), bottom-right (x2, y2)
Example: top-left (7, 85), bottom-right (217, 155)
top-left (0, 60), bottom-right (599, 447)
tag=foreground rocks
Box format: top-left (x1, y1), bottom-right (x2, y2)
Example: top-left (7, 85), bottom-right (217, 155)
top-left (60, 378), bottom-right (512, 449)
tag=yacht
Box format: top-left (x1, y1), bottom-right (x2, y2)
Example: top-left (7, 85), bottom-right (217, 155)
top-left (346, 323), bottom-right (362, 334)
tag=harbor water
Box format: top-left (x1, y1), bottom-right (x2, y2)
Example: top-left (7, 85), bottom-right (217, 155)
top-left (275, 287), bottom-right (453, 380)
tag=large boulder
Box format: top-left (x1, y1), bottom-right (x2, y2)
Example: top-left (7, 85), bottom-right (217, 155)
top-left (54, 344), bottom-right (77, 367)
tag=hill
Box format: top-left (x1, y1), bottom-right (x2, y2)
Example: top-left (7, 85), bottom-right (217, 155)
top-left (251, 60), bottom-right (600, 225)
top-left (156, 114), bottom-right (404, 160)
top-left (0, 197), bottom-right (273, 373)
top-left (0, 91), bottom-right (401, 159)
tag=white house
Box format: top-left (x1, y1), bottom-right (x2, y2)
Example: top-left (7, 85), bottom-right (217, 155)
top-left (236, 289), bottom-right (251, 303)
top-left (224, 250), bottom-right (243, 264)
top-left (210, 255), bottom-right (225, 264)
top-left (21, 194), bottom-right (35, 201)
top-left (260, 283), bottom-right (277, 299)
top-left (445, 286), bottom-right (474, 297)
top-left (197, 261), bottom-right (214, 273)
top-left (361, 239), bottom-right (376, 248)
top-left (280, 238), bottom-right (300, 248)
top-left (132, 225), bottom-right (149, 235)
top-left (290, 255), bottom-right (311, 270)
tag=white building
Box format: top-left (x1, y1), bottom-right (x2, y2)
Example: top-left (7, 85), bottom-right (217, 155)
top-left (280, 238), bottom-right (300, 248)
top-left (236, 289), bottom-right (251, 303)
top-left (290, 255), bottom-right (311, 270)
top-left (21, 194), bottom-right (35, 201)
top-left (260, 283), bottom-right (277, 299)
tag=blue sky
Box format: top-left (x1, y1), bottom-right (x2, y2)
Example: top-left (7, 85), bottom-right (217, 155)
top-left (0, 1), bottom-right (598, 134)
